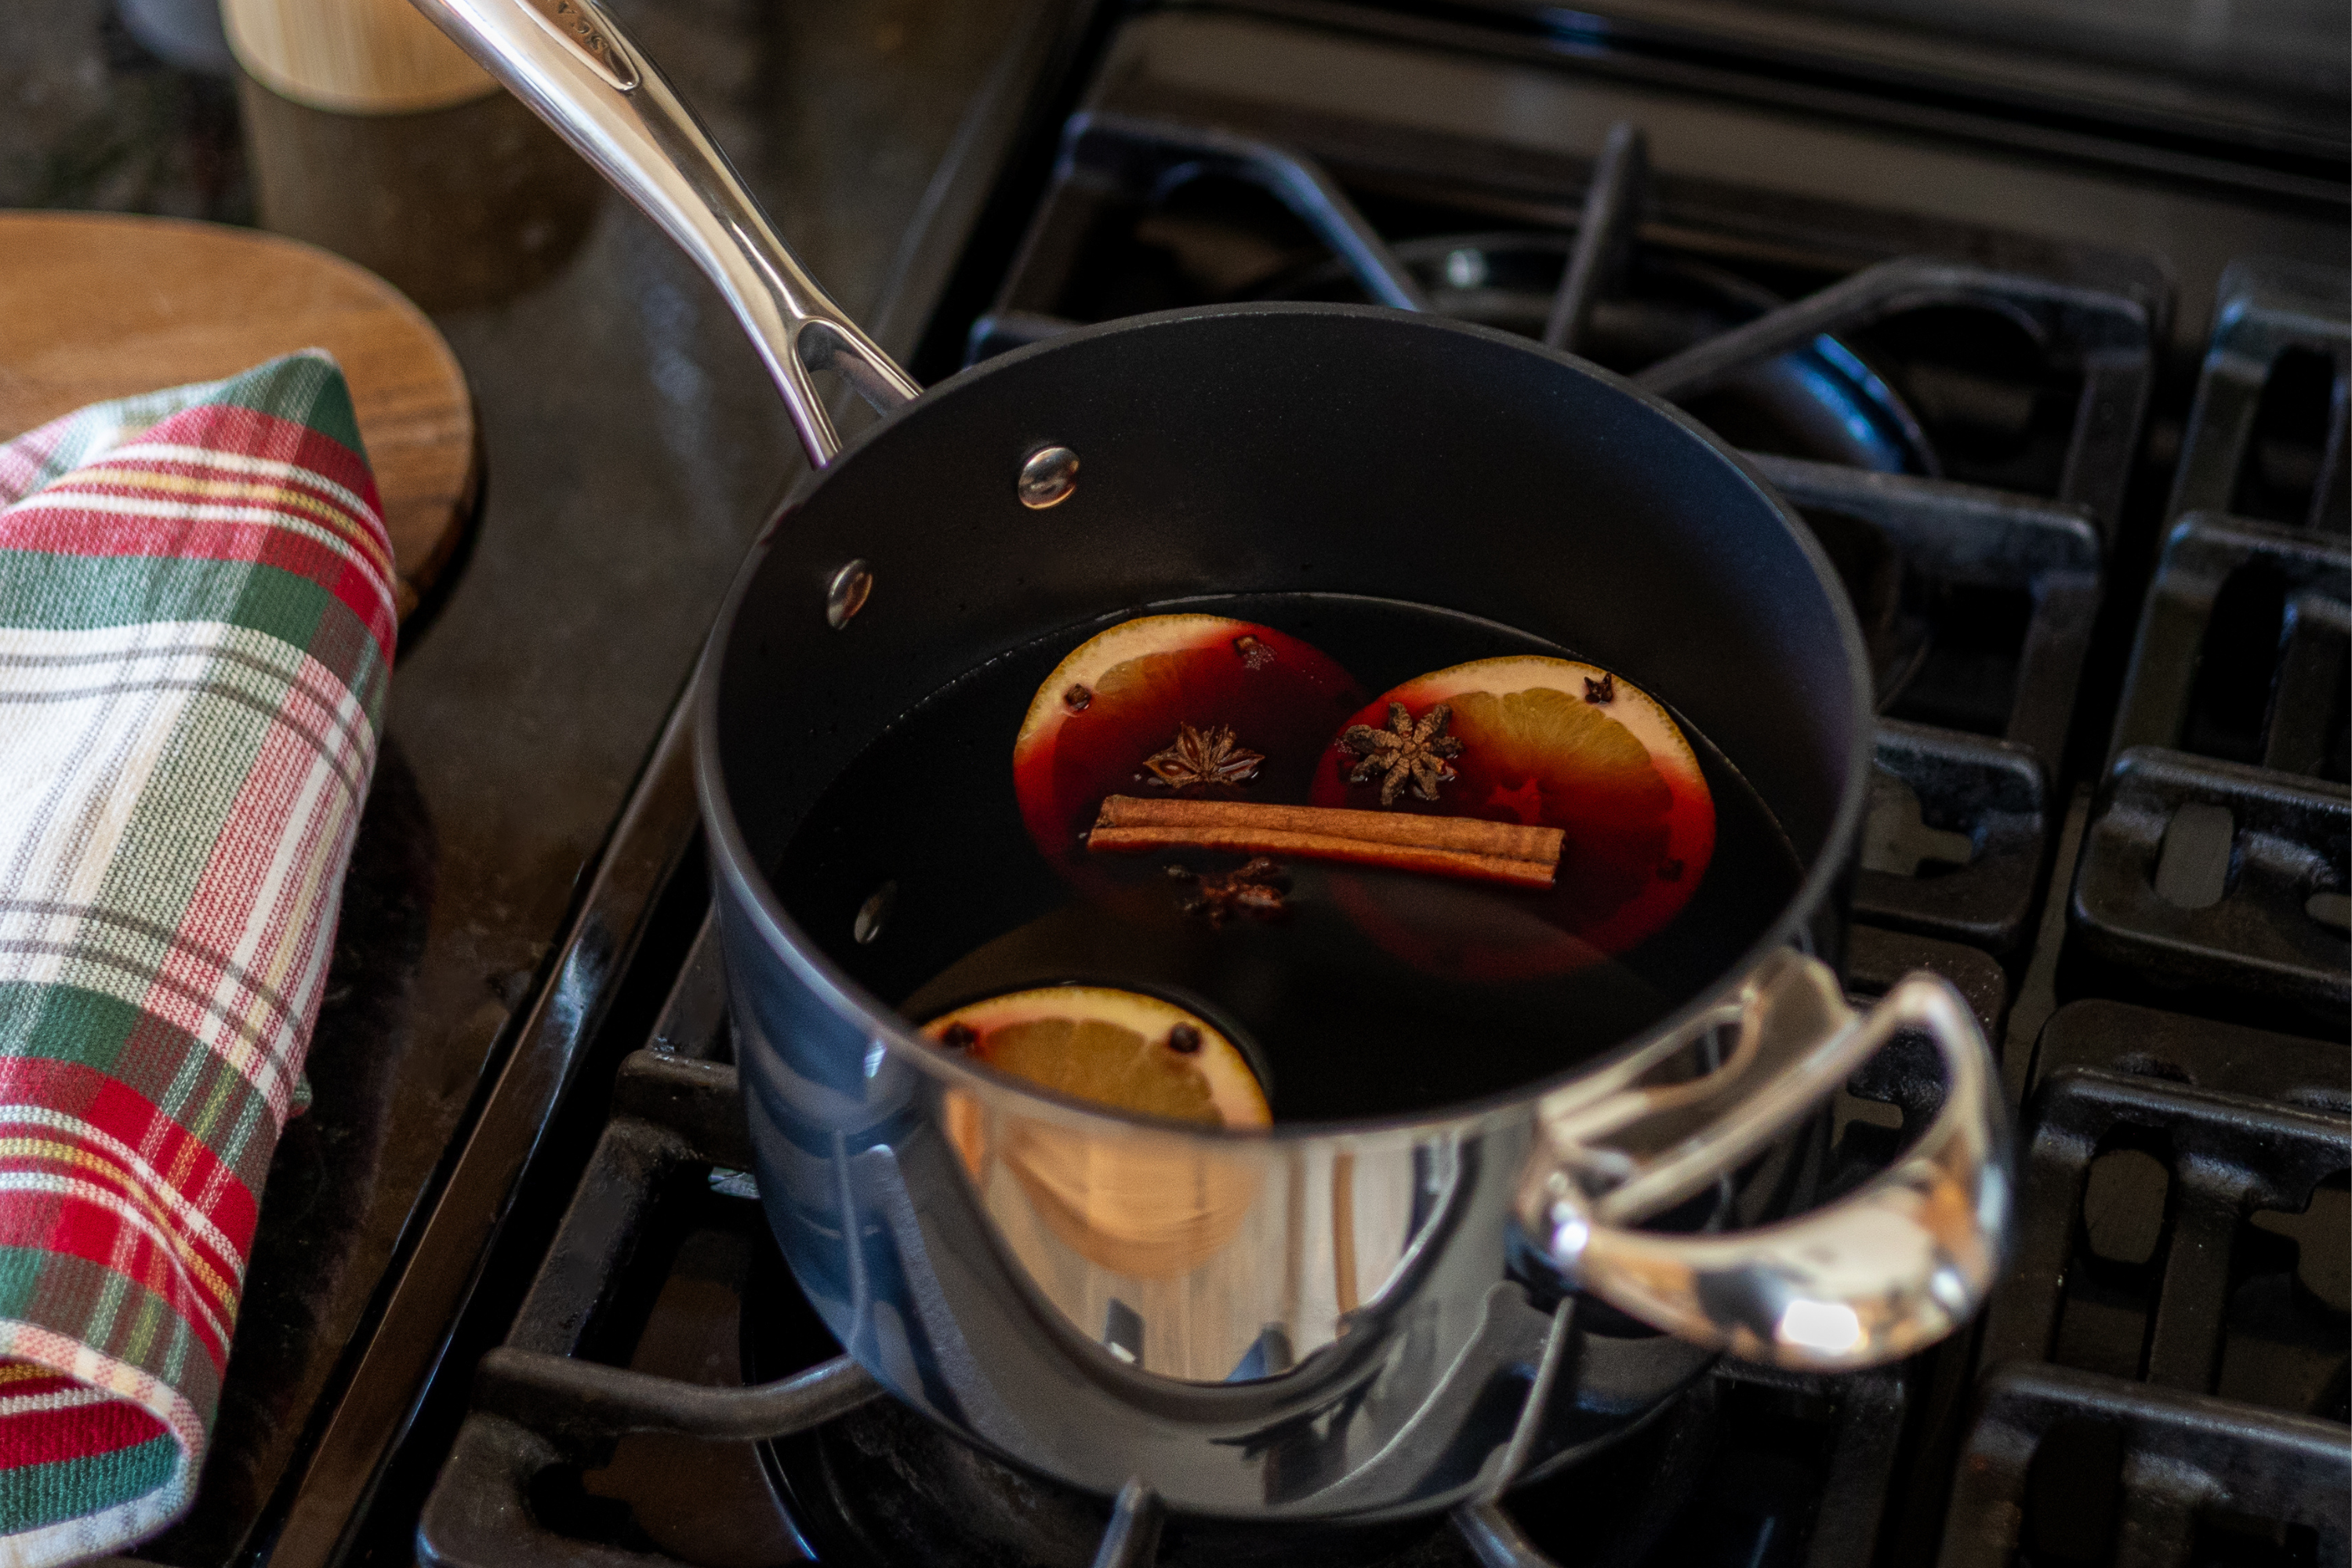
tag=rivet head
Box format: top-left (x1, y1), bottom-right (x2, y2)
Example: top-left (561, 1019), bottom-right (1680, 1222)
top-left (826, 560), bottom-right (872, 629)
top-left (1018, 445), bottom-right (1079, 509)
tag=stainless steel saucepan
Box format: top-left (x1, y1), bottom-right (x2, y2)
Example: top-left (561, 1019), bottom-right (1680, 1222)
top-left (416, 0), bottom-right (2013, 1521)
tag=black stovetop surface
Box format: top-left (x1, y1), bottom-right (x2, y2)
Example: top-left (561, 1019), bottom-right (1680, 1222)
top-left (189, 2), bottom-right (2348, 1563)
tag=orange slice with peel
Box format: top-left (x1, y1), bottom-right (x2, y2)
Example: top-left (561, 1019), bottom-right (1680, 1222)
top-left (1013, 615), bottom-right (1363, 873)
top-left (920, 985), bottom-right (1269, 1127)
top-left (1310, 656), bottom-right (1715, 971)
top-left (924, 985), bottom-right (1269, 1279)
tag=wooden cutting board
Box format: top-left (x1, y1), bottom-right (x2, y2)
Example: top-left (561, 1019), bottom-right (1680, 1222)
top-left (0, 210), bottom-right (478, 626)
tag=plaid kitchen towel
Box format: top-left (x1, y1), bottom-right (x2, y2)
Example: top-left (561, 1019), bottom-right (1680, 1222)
top-left (0, 350), bottom-right (394, 1564)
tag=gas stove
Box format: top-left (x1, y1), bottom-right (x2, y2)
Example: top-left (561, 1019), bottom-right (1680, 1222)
top-left (212, 3), bottom-right (2347, 1565)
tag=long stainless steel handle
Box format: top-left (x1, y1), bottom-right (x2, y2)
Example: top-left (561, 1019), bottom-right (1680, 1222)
top-left (409, 0), bottom-right (919, 466)
top-left (1517, 949), bottom-right (2011, 1370)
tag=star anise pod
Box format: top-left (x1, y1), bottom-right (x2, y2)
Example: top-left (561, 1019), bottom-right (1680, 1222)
top-left (1142, 722), bottom-right (1265, 789)
top-left (1167, 858), bottom-right (1290, 925)
top-left (1339, 702), bottom-right (1465, 807)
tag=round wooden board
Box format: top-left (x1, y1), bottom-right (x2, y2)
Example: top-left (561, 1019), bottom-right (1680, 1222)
top-left (0, 211), bottom-right (478, 626)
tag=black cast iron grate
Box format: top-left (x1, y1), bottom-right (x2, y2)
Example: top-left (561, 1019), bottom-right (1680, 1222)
top-left (2075, 506), bottom-right (2350, 1009)
top-left (1939, 1362), bottom-right (2350, 1568)
top-left (1935, 999), bottom-right (2352, 1567)
top-left (2108, 514), bottom-right (2351, 782)
top-left (2070, 260), bottom-right (2351, 1014)
top-left (1857, 719), bottom-right (2052, 956)
top-left (2074, 742), bottom-right (2349, 1008)
top-left (2165, 260), bottom-right (2350, 536)
top-left (1985, 1000), bottom-right (2350, 1418)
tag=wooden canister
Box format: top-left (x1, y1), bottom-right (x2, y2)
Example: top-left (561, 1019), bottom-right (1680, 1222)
top-left (222, 0), bottom-right (498, 114)
top-left (224, 0), bottom-right (602, 311)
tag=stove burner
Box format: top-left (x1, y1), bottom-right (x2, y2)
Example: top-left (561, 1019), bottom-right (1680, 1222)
top-left (1260, 237), bottom-right (1936, 478)
top-left (405, 906), bottom-right (1994, 1568)
top-left (400, 912), bottom-right (1966, 1568)
top-left (742, 1243), bottom-right (1469, 1566)
top-left (737, 1228), bottom-right (1916, 1568)
top-left (974, 112), bottom-right (1940, 481)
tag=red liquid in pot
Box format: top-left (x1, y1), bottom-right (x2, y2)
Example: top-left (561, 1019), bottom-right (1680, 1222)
top-left (772, 594), bottom-right (1801, 1122)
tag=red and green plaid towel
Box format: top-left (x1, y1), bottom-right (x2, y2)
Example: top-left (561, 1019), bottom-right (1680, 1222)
top-left (0, 350), bottom-right (393, 1563)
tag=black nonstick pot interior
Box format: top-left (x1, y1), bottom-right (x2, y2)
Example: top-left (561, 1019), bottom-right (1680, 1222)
top-left (704, 303), bottom-right (1874, 1055)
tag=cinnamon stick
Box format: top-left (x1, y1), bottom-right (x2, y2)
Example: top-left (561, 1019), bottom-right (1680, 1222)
top-left (1085, 796), bottom-right (1561, 890)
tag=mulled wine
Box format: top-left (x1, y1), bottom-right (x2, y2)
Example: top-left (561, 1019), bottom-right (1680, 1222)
top-left (773, 593), bottom-right (1800, 1122)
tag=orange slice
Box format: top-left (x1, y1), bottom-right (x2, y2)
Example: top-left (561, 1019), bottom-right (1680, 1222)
top-left (1310, 656), bottom-right (1715, 969)
top-left (923, 986), bottom-right (1270, 1280)
top-left (921, 985), bottom-right (1270, 1128)
top-left (1013, 615), bottom-right (1362, 873)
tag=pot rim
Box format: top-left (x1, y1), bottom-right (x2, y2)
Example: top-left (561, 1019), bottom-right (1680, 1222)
top-left (694, 300), bottom-right (1877, 1146)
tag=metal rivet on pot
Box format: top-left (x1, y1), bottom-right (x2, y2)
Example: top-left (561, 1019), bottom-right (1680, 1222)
top-left (1018, 445), bottom-right (1079, 509)
top-left (853, 881), bottom-right (896, 943)
top-left (826, 560), bottom-right (873, 629)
